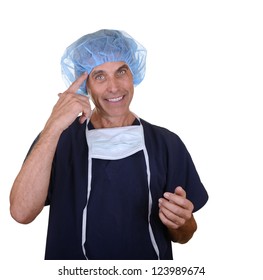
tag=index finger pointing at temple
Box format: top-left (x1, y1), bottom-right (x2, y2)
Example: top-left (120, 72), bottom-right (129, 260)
top-left (67, 72), bottom-right (89, 93)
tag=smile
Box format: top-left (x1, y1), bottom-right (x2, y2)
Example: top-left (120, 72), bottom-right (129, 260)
top-left (106, 96), bottom-right (124, 102)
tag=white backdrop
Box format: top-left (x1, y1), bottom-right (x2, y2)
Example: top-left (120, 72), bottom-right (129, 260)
top-left (0, 0), bottom-right (262, 279)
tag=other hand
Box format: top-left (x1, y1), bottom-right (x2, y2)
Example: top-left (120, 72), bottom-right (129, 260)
top-left (159, 186), bottom-right (194, 230)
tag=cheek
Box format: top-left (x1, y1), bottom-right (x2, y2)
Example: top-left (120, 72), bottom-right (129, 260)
top-left (86, 79), bottom-right (96, 94)
top-left (127, 83), bottom-right (134, 96)
top-left (89, 92), bottom-right (104, 109)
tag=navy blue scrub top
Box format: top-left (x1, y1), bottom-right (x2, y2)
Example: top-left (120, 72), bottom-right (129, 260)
top-left (35, 118), bottom-right (208, 260)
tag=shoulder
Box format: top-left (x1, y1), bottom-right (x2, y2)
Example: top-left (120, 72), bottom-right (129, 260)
top-left (140, 118), bottom-right (177, 137)
top-left (140, 118), bottom-right (185, 149)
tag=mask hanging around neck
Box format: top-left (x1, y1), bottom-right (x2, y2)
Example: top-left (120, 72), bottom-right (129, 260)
top-left (81, 118), bottom-right (160, 260)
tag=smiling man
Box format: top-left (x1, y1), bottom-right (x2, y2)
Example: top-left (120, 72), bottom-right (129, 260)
top-left (10, 29), bottom-right (208, 260)
top-left (87, 62), bottom-right (135, 127)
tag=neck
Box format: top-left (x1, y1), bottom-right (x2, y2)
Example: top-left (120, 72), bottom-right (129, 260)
top-left (90, 110), bottom-right (136, 128)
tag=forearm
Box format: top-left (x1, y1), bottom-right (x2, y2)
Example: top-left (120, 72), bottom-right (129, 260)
top-left (10, 75), bottom-right (91, 224)
top-left (10, 125), bottom-right (61, 224)
top-left (168, 215), bottom-right (197, 244)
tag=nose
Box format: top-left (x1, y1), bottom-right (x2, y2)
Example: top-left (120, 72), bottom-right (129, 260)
top-left (106, 77), bottom-right (119, 93)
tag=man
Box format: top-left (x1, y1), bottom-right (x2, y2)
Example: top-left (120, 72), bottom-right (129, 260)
top-left (10, 29), bottom-right (208, 260)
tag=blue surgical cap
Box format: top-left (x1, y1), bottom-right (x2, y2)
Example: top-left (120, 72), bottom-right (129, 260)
top-left (61, 29), bottom-right (147, 94)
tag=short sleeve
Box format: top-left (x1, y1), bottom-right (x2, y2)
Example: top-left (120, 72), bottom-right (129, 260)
top-left (165, 134), bottom-right (208, 212)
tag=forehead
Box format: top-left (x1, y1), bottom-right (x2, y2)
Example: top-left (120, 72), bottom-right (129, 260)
top-left (90, 61), bottom-right (128, 74)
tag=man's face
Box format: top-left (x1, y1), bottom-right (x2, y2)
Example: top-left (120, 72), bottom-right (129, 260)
top-left (86, 61), bottom-right (134, 119)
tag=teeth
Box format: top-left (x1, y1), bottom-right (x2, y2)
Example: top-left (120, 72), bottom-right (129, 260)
top-left (107, 96), bottom-right (123, 102)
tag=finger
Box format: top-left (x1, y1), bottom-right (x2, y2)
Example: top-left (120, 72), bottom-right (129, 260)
top-left (163, 192), bottom-right (194, 211)
top-left (159, 198), bottom-right (192, 220)
top-left (159, 210), bottom-right (181, 230)
top-left (160, 205), bottom-right (186, 225)
top-left (163, 192), bottom-right (189, 209)
top-left (67, 72), bottom-right (89, 93)
top-left (174, 186), bottom-right (186, 198)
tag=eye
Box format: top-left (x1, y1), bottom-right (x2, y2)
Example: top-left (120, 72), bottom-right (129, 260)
top-left (95, 74), bottom-right (105, 81)
top-left (118, 68), bottom-right (127, 76)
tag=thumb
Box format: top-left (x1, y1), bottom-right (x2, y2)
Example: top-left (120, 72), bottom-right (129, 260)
top-left (174, 186), bottom-right (186, 198)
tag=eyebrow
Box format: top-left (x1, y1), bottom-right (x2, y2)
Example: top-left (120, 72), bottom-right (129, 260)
top-left (90, 63), bottom-right (129, 78)
top-left (90, 70), bottom-right (104, 78)
top-left (118, 64), bottom-right (129, 70)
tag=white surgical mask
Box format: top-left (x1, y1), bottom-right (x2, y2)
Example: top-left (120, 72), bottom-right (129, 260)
top-left (86, 125), bottom-right (145, 160)
top-left (81, 117), bottom-right (160, 259)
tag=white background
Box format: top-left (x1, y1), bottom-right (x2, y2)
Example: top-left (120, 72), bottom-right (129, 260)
top-left (0, 0), bottom-right (262, 278)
